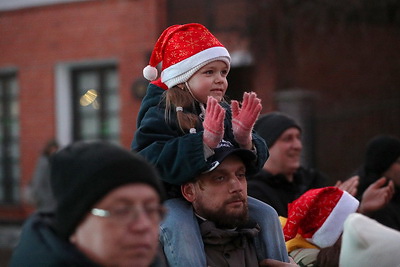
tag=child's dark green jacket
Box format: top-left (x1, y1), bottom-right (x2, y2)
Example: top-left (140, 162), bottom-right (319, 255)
top-left (131, 79), bottom-right (268, 185)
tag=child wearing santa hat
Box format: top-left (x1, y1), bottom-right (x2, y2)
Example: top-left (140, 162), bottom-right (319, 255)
top-left (131, 23), bottom-right (288, 265)
top-left (281, 182), bottom-right (394, 266)
top-left (132, 23), bottom-right (266, 184)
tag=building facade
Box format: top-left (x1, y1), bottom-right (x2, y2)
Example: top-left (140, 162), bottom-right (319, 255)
top-left (0, 0), bottom-right (167, 220)
top-left (1, 0), bottom-right (400, 223)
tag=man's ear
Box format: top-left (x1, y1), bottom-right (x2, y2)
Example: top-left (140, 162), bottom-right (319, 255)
top-left (181, 183), bottom-right (196, 202)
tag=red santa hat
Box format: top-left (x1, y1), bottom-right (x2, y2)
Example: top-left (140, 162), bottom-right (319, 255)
top-left (143, 23), bottom-right (231, 89)
top-left (283, 187), bottom-right (359, 248)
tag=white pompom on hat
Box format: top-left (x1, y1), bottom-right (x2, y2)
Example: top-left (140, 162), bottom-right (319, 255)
top-left (283, 187), bottom-right (359, 248)
top-left (143, 23), bottom-right (231, 89)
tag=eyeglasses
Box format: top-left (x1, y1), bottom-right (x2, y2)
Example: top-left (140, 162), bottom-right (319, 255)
top-left (91, 204), bottom-right (166, 224)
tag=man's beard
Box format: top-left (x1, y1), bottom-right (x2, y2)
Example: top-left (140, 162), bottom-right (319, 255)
top-left (195, 195), bottom-right (249, 229)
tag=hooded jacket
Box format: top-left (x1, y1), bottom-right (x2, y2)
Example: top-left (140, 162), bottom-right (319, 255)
top-left (365, 185), bottom-right (400, 231)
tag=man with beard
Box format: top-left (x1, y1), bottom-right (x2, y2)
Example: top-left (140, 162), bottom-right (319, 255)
top-left (162, 140), bottom-right (292, 267)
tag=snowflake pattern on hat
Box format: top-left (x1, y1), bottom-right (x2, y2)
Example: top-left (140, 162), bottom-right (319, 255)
top-left (143, 23), bottom-right (230, 89)
top-left (283, 186), bottom-right (359, 248)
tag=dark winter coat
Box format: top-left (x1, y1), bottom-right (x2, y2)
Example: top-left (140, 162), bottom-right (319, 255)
top-left (365, 186), bottom-right (400, 231)
top-left (10, 212), bottom-right (99, 267)
top-left (200, 219), bottom-right (260, 267)
top-left (356, 167), bottom-right (400, 231)
top-left (10, 212), bottom-right (166, 267)
top-left (131, 80), bottom-right (268, 186)
top-left (247, 167), bottom-right (327, 217)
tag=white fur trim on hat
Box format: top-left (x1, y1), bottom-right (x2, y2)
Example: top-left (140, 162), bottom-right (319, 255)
top-left (309, 190), bottom-right (359, 248)
top-left (161, 46), bottom-right (230, 88)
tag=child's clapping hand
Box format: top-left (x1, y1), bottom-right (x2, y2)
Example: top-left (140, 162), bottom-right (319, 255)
top-left (231, 92), bottom-right (262, 149)
top-left (203, 96), bottom-right (226, 149)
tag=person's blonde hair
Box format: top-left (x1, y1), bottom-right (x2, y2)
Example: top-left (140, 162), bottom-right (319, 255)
top-left (164, 83), bottom-right (229, 133)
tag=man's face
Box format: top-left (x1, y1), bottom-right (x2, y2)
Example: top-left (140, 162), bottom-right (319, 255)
top-left (182, 155), bottom-right (248, 228)
top-left (70, 184), bottom-right (161, 267)
top-left (265, 127), bottom-right (302, 178)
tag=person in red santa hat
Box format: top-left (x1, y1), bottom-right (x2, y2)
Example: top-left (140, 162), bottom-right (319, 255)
top-left (131, 23), bottom-right (289, 266)
top-left (281, 183), bottom-right (394, 267)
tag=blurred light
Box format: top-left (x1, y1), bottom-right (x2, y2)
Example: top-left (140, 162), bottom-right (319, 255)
top-left (80, 89), bottom-right (99, 109)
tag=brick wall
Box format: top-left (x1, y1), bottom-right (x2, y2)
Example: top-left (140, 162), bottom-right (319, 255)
top-left (0, 0), bottom-right (166, 219)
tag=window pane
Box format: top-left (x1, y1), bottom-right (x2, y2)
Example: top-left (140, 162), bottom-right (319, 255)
top-left (12, 163), bottom-right (20, 202)
top-left (10, 100), bottom-right (19, 117)
top-left (0, 74), bottom-right (20, 204)
top-left (10, 141), bottom-right (19, 159)
top-left (10, 78), bottom-right (18, 96)
top-left (107, 117), bottom-right (119, 135)
top-left (11, 120), bottom-right (19, 136)
top-left (105, 91), bottom-right (119, 112)
top-left (81, 115), bottom-right (100, 138)
top-left (105, 69), bottom-right (118, 88)
top-left (77, 71), bottom-right (99, 92)
top-left (104, 69), bottom-right (120, 142)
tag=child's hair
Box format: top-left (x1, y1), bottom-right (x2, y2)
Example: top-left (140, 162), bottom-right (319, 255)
top-left (164, 83), bottom-right (230, 133)
top-left (164, 85), bottom-right (199, 133)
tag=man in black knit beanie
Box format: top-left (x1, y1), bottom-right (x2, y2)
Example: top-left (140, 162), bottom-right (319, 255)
top-left (247, 112), bottom-right (328, 217)
top-left (11, 140), bottom-right (166, 267)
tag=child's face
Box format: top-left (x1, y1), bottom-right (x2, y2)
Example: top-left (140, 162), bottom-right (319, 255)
top-left (186, 60), bottom-right (229, 104)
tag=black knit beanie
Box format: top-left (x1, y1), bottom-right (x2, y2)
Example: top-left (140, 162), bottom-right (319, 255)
top-left (254, 112), bottom-right (301, 148)
top-left (364, 135), bottom-right (400, 175)
top-left (50, 140), bottom-right (166, 240)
